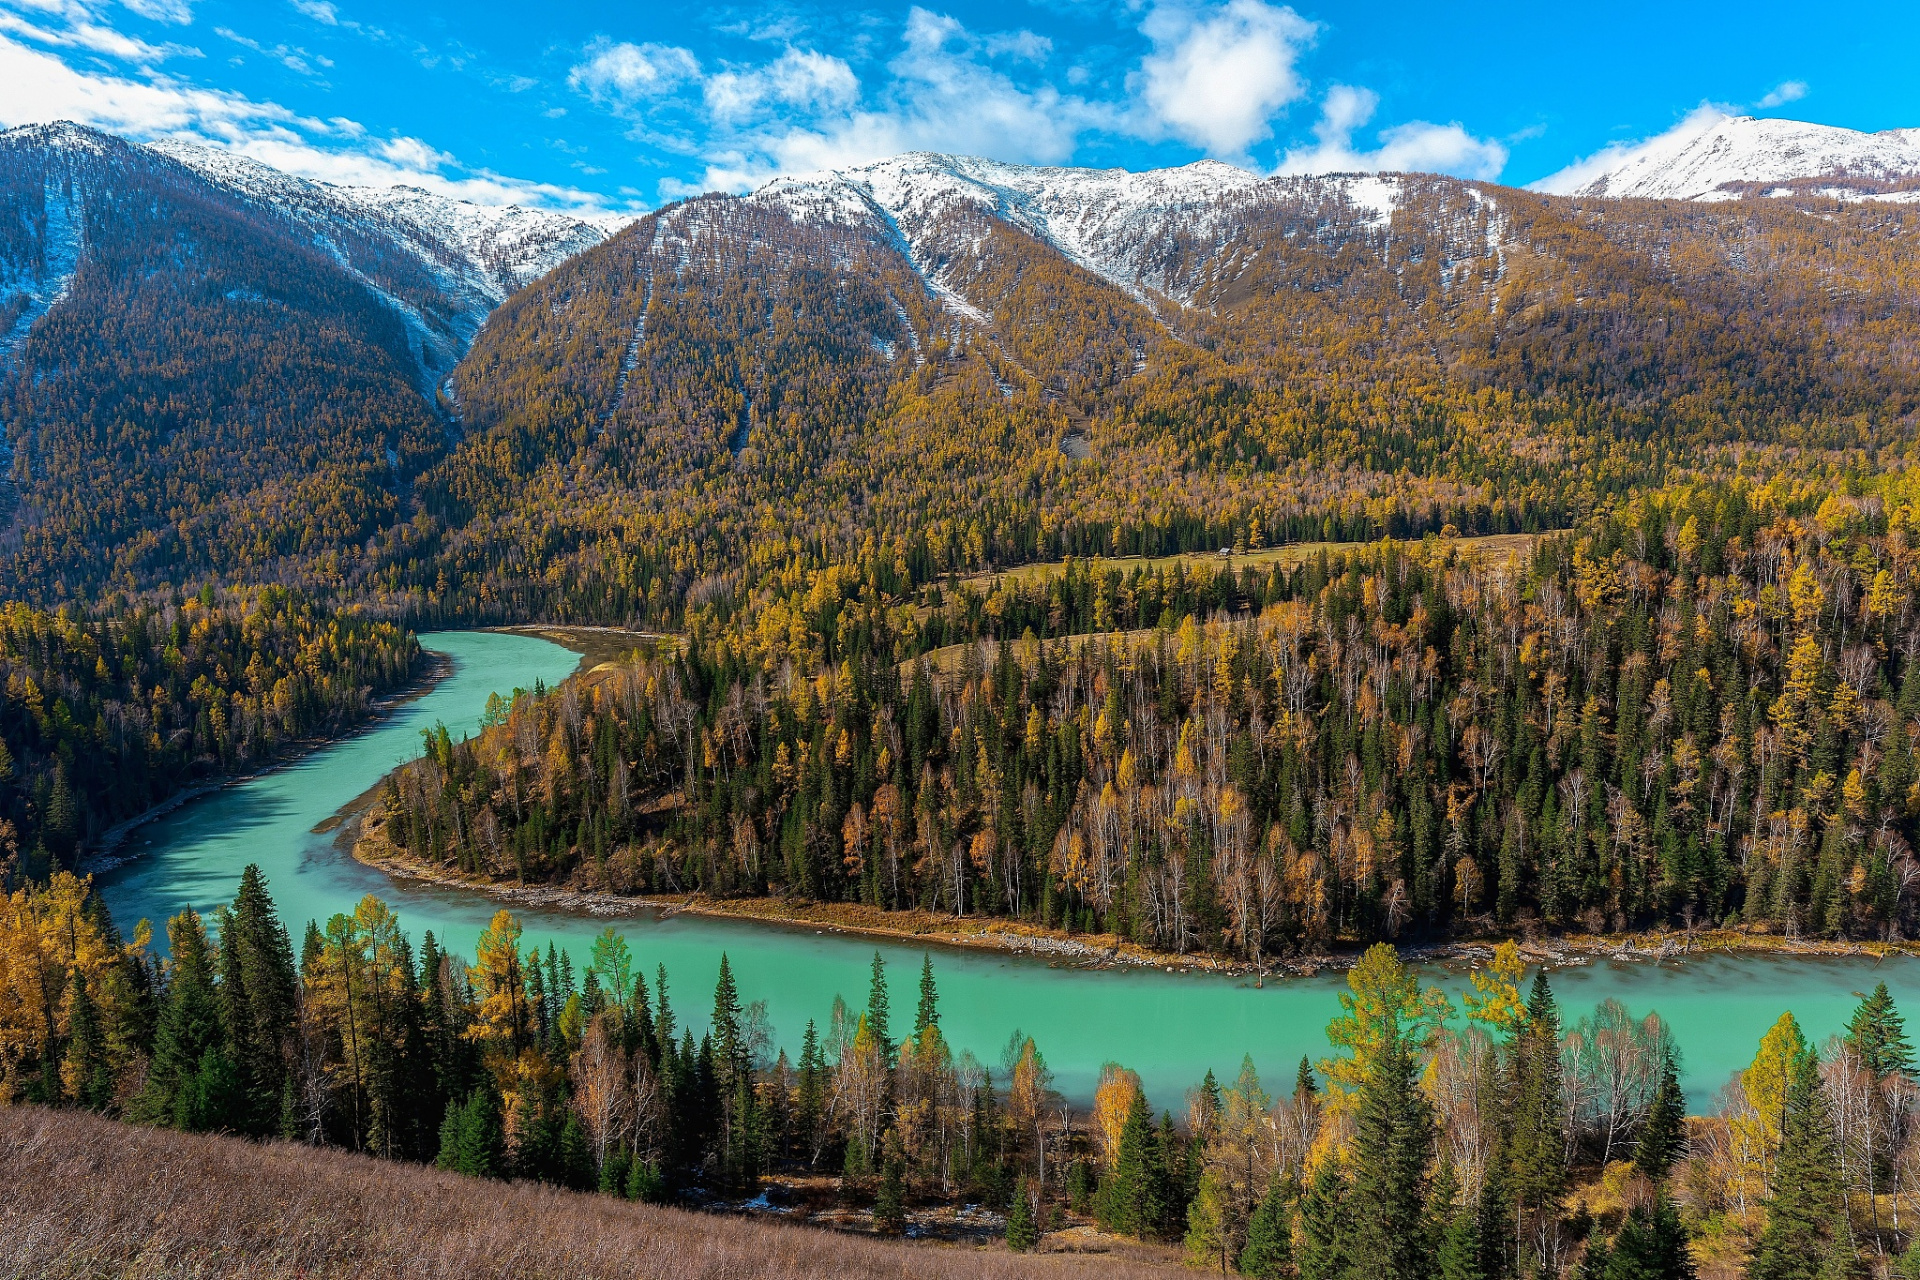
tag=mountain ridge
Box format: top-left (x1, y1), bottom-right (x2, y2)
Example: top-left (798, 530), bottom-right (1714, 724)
top-left (1535, 112), bottom-right (1920, 202)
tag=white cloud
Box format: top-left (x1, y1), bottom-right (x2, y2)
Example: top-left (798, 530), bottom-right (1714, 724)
top-left (0, 10), bottom-right (196, 62)
top-left (1759, 80), bottom-right (1806, 109)
top-left (704, 48), bottom-right (857, 123)
top-left (1529, 104), bottom-right (1726, 195)
top-left (610, 9), bottom-right (1107, 196)
top-left (120, 0), bottom-right (191, 23)
top-left (567, 38), bottom-right (700, 106)
top-left (290, 0), bottom-right (337, 24)
top-left (0, 29), bottom-right (627, 212)
top-left (1136, 0), bottom-right (1315, 156)
top-left (1278, 83), bottom-right (1507, 179)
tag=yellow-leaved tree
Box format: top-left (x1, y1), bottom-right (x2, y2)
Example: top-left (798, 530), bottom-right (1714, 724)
top-left (1317, 943), bottom-right (1451, 1158)
top-left (1731, 1011), bottom-right (1808, 1206)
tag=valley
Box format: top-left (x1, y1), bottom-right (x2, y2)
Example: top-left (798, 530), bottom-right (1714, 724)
top-left (8, 95), bottom-right (1920, 1278)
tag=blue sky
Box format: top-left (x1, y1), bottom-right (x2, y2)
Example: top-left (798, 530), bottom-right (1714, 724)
top-left (1, 0), bottom-right (1914, 212)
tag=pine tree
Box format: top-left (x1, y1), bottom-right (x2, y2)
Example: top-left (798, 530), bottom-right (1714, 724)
top-left (1240, 1173), bottom-right (1295, 1280)
top-left (436, 1086), bottom-right (505, 1179)
top-left (1185, 1166), bottom-right (1238, 1272)
top-left (1507, 973), bottom-right (1567, 1275)
top-left (1006, 1175), bottom-right (1039, 1252)
top-left (1604, 1193), bottom-right (1696, 1280)
top-left (1634, 1050), bottom-right (1685, 1183)
top-left (1299, 1162), bottom-right (1352, 1280)
top-left (1748, 1050), bottom-right (1852, 1280)
top-left (1349, 1039), bottom-right (1437, 1280)
top-left (914, 952), bottom-right (939, 1038)
top-left (1845, 982), bottom-right (1912, 1078)
top-left (866, 951), bottom-right (893, 1062)
top-left (1296, 1055), bottom-right (1318, 1098)
top-left (1098, 1092), bottom-right (1165, 1239)
top-left (875, 1150), bottom-right (907, 1235)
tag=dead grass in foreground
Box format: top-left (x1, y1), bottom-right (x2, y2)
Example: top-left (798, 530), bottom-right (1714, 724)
top-left (0, 1106), bottom-right (1180, 1279)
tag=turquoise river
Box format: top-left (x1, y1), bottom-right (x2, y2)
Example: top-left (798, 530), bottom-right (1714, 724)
top-left (99, 630), bottom-right (1920, 1110)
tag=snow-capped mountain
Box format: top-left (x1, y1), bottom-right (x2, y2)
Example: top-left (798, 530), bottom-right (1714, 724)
top-left (146, 138), bottom-right (623, 301)
top-left (142, 135), bottom-right (626, 389)
top-left (1536, 113), bottom-right (1920, 203)
top-left (1, 121), bottom-right (625, 391)
top-left (751, 152), bottom-right (1403, 304)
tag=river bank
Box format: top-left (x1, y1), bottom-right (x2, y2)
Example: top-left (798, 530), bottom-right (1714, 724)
top-left (79, 648), bottom-right (453, 878)
top-left (349, 815), bottom-right (1919, 978)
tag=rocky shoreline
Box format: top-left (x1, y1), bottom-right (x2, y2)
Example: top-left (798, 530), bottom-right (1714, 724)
top-left (349, 820), bottom-right (1919, 977)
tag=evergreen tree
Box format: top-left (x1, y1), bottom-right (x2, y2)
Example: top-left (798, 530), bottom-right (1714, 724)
top-left (1098, 1092), bottom-right (1166, 1239)
top-left (1603, 1193), bottom-right (1696, 1280)
top-left (134, 910), bottom-right (244, 1132)
top-left (1298, 1162), bottom-right (1352, 1280)
top-left (1240, 1173), bottom-right (1295, 1280)
top-left (436, 1085), bottom-right (506, 1180)
top-left (875, 1150), bottom-right (907, 1235)
top-left (1439, 1208), bottom-right (1486, 1280)
top-left (1006, 1175), bottom-right (1039, 1252)
top-left (215, 864), bottom-right (299, 1136)
top-left (1634, 1050), bottom-right (1685, 1183)
top-left (1507, 973), bottom-right (1567, 1275)
top-left (1349, 1039), bottom-right (1437, 1280)
top-left (865, 951), bottom-right (893, 1062)
top-left (60, 971), bottom-right (113, 1109)
top-left (914, 952), bottom-right (939, 1038)
top-left (1185, 1166), bottom-right (1238, 1272)
top-left (796, 1020), bottom-right (826, 1166)
top-left (1845, 982), bottom-right (1912, 1078)
top-left (1296, 1055), bottom-right (1318, 1098)
top-left (1749, 1050), bottom-right (1854, 1280)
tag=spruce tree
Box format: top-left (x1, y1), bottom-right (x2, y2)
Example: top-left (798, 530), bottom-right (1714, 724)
top-left (1298, 1162), bottom-right (1352, 1280)
top-left (1439, 1208), bottom-right (1486, 1280)
top-left (1349, 1039), bottom-right (1437, 1280)
top-left (914, 952), bottom-right (939, 1038)
top-left (1006, 1175), bottom-right (1039, 1252)
top-left (866, 951), bottom-right (893, 1062)
top-left (796, 1020), bottom-right (825, 1166)
top-left (1604, 1193), bottom-right (1696, 1280)
top-left (1634, 1050), bottom-right (1685, 1183)
top-left (1098, 1092), bottom-right (1165, 1239)
top-left (436, 1086), bottom-right (505, 1179)
top-left (217, 864), bottom-right (298, 1136)
top-left (61, 971), bottom-right (113, 1109)
top-left (875, 1151), bottom-right (907, 1235)
top-left (135, 910), bottom-right (243, 1132)
top-left (1240, 1174), bottom-right (1295, 1280)
top-left (1507, 973), bottom-right (1567, 1275)
top-left (1749, 1050), bottom-right (1854, 1280)
top-left (1845, 982), bottom-right (1912, 1078)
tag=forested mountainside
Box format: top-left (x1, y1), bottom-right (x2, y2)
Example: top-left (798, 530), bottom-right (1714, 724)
top-left (5, 128), bottom-right (1920, 627)
top-left (387, 153), bottom-right (1920, 628)
top-left (0, 123), bottom-right (610, 602)
top-left (369, 480), bottom-right (1920, 952)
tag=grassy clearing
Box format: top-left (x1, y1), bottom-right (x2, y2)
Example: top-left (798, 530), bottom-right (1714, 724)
top-left (0, 1105), bottom-right (1182, 1280)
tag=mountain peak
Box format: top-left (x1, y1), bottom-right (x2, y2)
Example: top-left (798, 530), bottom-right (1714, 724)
top-left (1535, 112), bottom-right (1920, 202)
